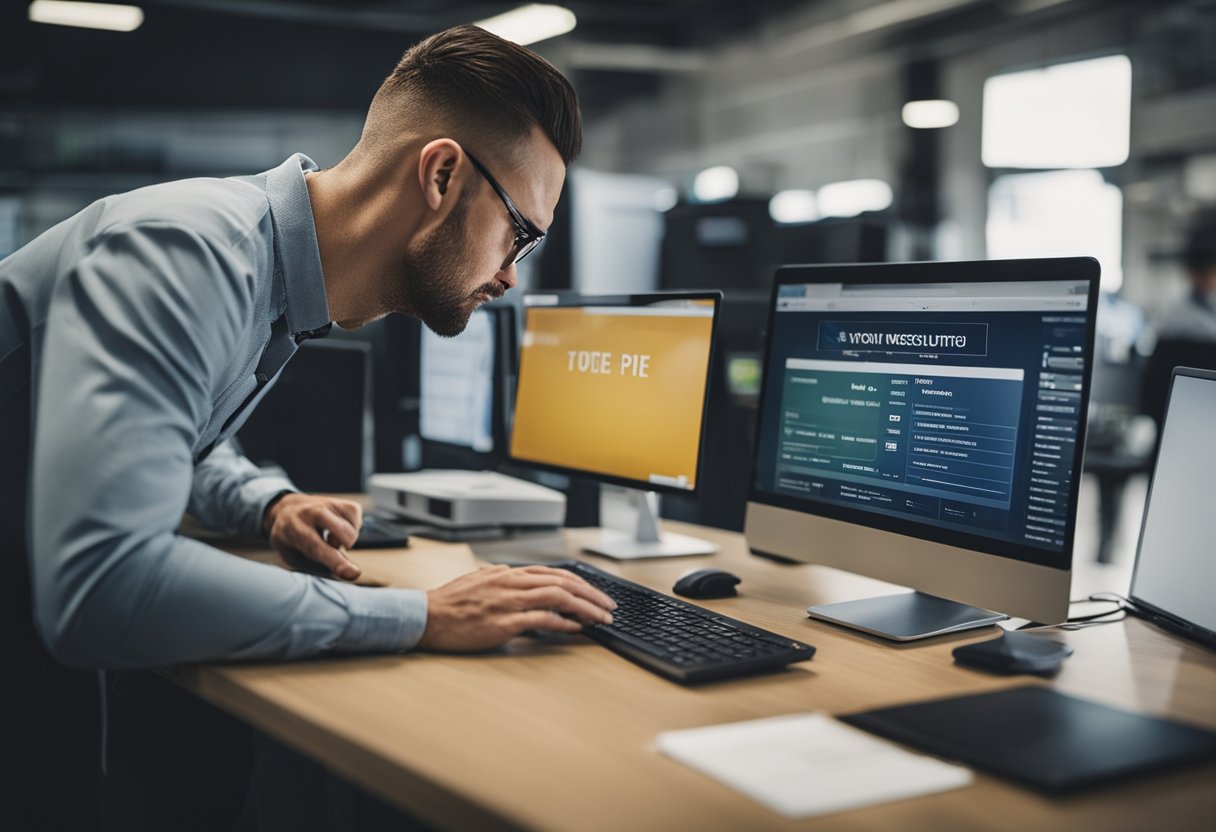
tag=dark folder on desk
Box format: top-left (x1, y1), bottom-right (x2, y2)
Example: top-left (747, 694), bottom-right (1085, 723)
top-left (839, 686), bottom-right (1216, 794)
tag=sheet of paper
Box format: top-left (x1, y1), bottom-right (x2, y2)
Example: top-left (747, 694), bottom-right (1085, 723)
top-left (655, 712), bottom-right (973, 819)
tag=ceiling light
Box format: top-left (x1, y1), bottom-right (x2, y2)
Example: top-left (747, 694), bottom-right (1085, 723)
top-left (692, 166), bottom-right (739, 203)
top-left (817, 179), bottom-right (893, 218)
top-left (28, 1), bottom-right (144, 32)
top-left (475, 4), bottom-right (576, 46)
top-left (769, 190), bottom-right (818, 224)
top-left (902, 99), bottom-right (960, 129)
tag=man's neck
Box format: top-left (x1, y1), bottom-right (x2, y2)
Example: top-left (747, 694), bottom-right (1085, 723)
top-left (306, 161), bottom-right (420, 327)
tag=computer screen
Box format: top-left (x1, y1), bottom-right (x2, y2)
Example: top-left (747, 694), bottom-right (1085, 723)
top-left (509, 293), bottom-right (719, 494)
top-left (418, 307), bottom-right (499, 453)
top-left (1130, 368), bottom-right (1216, 645)
top-left (236, 340), bottom-right (373, 492)
top-left (751, 268), bottom-right (1095, 568)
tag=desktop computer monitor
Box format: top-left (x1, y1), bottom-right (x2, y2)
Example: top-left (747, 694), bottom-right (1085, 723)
top-left (745, 258), bottom-right (1100, 638)
top-left (509, 292), bottom-right (721, 558)
top-left (236, 339), bottom-right (374, 492)
top-left (418, 303), bottom-right (516, 468)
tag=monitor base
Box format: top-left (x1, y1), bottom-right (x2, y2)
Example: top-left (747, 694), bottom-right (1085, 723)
top-left (806, 592), bottom-right (1007, 641)
top-left (583, 489), bottom-right (718, 559)
top-left (583, 529), bottom-right (718, 560)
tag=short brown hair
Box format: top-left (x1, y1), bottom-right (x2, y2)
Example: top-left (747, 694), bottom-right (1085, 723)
top-left (362, 24), bottom-right (581, 166)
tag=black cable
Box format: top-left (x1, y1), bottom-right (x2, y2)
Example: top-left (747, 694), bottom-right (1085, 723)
top-left (1015, 593), bottom-right (1130, 631)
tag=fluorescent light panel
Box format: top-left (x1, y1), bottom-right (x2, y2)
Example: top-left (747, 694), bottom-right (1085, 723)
top-left (769, 190), bottom-right (818, 224)
top-left (29, 1), bottom-right (143, 32)
top-left (475, 4), bottom-right (576, 46)
top-left (692, 166), bottom-right (739, 203)
top-left (902, 99), bottom-right (959, 129)
top-left (817, 179), bottom-right (893, 218)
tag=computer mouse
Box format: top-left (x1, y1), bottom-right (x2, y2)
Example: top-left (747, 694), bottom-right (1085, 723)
top-left (952, 630), bottom-right (1074, 675)
top-left (672, 567), bottom-right (741, 599)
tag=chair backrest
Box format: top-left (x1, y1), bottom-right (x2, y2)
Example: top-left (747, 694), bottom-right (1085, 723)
top-left (1140, 338), bottom-right (1216, 429)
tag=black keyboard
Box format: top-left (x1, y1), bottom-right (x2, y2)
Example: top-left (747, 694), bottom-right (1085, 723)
top-left (554, 561), bottom-right (815, 683)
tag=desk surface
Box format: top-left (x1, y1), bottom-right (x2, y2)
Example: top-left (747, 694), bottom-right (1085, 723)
top-left (176, 522), bottom-right (1216, 832)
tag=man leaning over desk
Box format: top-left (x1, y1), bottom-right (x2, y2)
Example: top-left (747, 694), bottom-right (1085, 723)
top-left (0, 25), bottom-right (615, 828)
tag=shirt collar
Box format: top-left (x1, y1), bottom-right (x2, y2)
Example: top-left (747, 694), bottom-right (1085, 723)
top-left (263, 153), bottom-right (332, 340)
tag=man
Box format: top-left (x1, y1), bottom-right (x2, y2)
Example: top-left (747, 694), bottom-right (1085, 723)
top-left (1153, 208), bottom-right (1216, 341)
top-left (1140, 209), bottom-right (1216, 432)
top-left (0, 25), bottom-right (614, 827)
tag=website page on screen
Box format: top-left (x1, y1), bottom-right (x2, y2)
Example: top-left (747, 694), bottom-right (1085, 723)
top-left (753, 279), bottom-right (1091, 563)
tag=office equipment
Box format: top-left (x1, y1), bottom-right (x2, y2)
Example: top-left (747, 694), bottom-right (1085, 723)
top-left (352, 515), bottom-right (412, 549)
top-left (1138, 338), bottom-right (1216, 453)
top-left (840, 686), bottom-right (1216, 794)
top-left (951, 631), bottom-right (1073, 675)
top-left (1126, 367), bottom-right (1216, 649)
top-left (552, 560), bottom-right (814, 683)
top-left (672, 567), bottom-right (741, 599)
top-left (655, 712), bottom-right (972, 819)
top-left (417, 303), bottom-right (517, 469)
top-left (746, 258), bottom-right (1100, 638)
top-left (236, 340), bottom-right (374, 492)
top-left (368, 470), bottom-right (565, 530)
top-left (178, 519), bottom-right (1216, 830)
top-left (510, 292), bottom-right (722, 558)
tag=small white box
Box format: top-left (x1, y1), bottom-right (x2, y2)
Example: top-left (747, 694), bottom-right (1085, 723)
top-left (368, 470), bottom-right (565, 529)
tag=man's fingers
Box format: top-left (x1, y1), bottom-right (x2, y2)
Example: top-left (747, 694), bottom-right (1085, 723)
top-left (506, 610), bottom-right (584, 636)
top-left (298, 525), bottom-right (361, 580)
top-left (505, 570), bottom-right (617, 610)
top-left (317, 507), bottom-right (360, 550)
top-left (517, 586), bottom-right (613, 625)
top-left (329, 500), bottom-right (363, 530)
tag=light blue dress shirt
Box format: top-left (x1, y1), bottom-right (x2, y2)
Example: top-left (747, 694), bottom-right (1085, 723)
top-left (0, 154), bottom-right (427, 669)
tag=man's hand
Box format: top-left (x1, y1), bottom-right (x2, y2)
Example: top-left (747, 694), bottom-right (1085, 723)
top-left (417, 564), bottom-right (617, 652)
top-left (263, 493), bottom-right (363, 581)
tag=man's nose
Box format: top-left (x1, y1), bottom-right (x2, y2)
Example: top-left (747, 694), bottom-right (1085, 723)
top-left (497, 263), bottom-right (518, 290)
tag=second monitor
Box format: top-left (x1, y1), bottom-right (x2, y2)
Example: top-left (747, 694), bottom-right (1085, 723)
top-left (510, 292), bottom-right (721, 558)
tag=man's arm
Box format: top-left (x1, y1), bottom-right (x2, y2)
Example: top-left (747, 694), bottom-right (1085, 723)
top-left (188, 439), bottom-right (297, 537)
top-left (29, 223), bottom-right (427, 668)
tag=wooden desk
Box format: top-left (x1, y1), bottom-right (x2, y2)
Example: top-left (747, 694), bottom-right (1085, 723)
top-left (175, 522), bottom-right (1216, 831)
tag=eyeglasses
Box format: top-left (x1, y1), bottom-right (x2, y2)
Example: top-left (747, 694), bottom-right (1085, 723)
top-left (464, 149), bottom-right (546, 271)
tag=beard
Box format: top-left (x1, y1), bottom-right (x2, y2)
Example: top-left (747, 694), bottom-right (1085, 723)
top-left (393, 191), bottom-right (505, 338)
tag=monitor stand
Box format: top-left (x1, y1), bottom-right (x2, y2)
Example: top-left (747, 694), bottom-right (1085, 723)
top-left (806, 592), bottom-right (1007, 642)
top-left (582, 489), bottom-right (718, 560)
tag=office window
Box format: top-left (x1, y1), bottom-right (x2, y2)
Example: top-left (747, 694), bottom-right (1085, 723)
top-left (987, 169), bottom-right (1123, 292)
top-left (982, 54), bottom-right (1132, 169)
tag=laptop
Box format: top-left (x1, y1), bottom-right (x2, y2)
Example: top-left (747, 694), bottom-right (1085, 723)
top-left (1126, 366), bottom-right (1216, 650)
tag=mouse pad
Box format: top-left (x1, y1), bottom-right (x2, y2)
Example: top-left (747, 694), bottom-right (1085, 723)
top-left (839, 685), bottom-right (1216, 794)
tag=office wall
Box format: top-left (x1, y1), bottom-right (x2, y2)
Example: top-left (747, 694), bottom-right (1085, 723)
top-left (578, 0), bottom-right (1216, 313)
top-left (1, 111), bottom-right (362, 250)
top-left (578, 4), bottom-right (905, 199)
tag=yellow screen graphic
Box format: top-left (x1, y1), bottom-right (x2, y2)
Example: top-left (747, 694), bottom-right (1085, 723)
top-left (510, 304), bottom-right (715, 489)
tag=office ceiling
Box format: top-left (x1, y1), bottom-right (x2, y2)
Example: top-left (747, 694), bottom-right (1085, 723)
top-left (1, 0), bottom-right (1146, 115)
top-left (0, 0), bottom-right (814, 114)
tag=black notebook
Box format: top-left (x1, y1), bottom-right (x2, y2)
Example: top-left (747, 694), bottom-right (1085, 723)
top-left (840, 685), bottom-right (1216, 794)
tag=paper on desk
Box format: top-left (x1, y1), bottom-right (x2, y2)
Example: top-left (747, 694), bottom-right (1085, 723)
top-left (655, 712), bottom-right (972, 819)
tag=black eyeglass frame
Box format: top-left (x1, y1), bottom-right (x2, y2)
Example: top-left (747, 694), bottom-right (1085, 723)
top-left (464, 149), bottom-right (546, 271)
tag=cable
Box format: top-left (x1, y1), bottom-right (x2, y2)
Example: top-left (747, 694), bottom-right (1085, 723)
top-left (1015, 593), bottom-right (1131, 632)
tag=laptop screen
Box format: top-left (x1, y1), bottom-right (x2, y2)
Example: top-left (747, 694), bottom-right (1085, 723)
top-left (1130, 369), bottom-right (1216, 644)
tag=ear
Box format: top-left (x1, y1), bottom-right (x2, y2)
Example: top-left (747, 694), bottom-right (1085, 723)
top-left (418, 138), bottom-right (462, 212)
